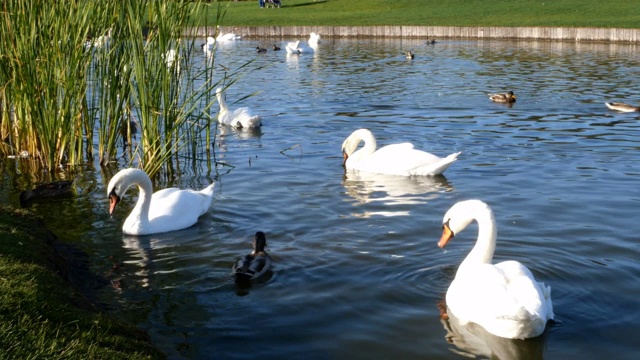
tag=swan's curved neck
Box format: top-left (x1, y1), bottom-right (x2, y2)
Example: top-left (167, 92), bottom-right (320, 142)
top-left (128, 172), bottom-right (153, 225)
top-left (351, 130), bottom-right (377, 160)
top-left (460, 208), bottom-right (497, 267)
top-left (216, 91), bottom-right (228, 112)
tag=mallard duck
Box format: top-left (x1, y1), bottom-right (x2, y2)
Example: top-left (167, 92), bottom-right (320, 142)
top-left (273, 44), bottom-right (281, 51)
top-left (233, 231), bottom-right (272, 283)
top-left (107, 168), bottom-right (215, 235)
top-left (20, 180), bottom-right (75, 207)
top-left (438, 200), bottom-right (554, 339)
top-left (489, 91), bottom-right (516, 103)
top-left (605, 102), bottom-right (640, 112)
top-left (341, 128), bottom-right (460, 176)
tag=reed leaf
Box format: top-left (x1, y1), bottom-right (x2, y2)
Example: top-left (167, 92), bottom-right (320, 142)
top-left (1, 0), bottom-right (242, 180)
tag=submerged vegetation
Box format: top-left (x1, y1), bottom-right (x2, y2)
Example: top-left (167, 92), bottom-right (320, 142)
top-left (0, 0), bottom-right (234, 178)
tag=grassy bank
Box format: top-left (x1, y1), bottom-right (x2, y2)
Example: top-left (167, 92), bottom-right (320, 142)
top-left (201, 0), bottom-right (640, 28)
top-left (0, 206), bottom-right (164, 359)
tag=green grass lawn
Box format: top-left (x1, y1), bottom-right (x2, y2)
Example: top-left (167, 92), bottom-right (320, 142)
top-left (0, 207), bottom-right (164, 360)
top-left (195, 0), bottom-right (640, 28)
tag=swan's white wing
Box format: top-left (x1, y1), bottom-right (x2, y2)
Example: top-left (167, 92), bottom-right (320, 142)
top-left (353, 143), bottom-right (458, 176)
top-left (217, 33), bottom-right (241, 42)
top-left (149, 187), bottom-right (180, 201)
top-left (495, 260), bottom-right (554, 320)
top-left (148, 188), bottom-right (212, 219)
top-left (217, 111), bottom-right (234, 126)
top-left (410, 151), bottom-right (460, 176)
top-left (230, 107), bottom-right (262, 128)
top-left (448, 262), bottom-right (552, 339)
top-left (297, 42), bottom-right (314, 53)
top-left (285, 41), bottom-right (300, 54)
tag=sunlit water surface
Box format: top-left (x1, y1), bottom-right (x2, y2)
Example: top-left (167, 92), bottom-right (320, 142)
top-left (2, 37), bottom-right (640, 359)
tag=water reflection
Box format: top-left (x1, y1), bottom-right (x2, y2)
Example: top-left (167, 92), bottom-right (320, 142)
top-left (216, 124), bottom-right (263, 140)
top-left (122, 235), bottom-right (152, 288)
top-left (343, 170), bottom-right (453, 217)
top-left (441, 311), bottom-right (545, 359)
top-left (285, 52), bottom-right (300, 66)
top-left (119, 222), bottom-right (216, 290)
top-left (4, 36), bottom-right (640, 359)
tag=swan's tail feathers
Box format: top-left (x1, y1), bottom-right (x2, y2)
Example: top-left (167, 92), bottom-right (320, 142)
top-left (201, 182), bottom-right (216, 197)
top-left (414, 151), bottom-right (461, 176)
top-left (236, 115), bottom-right (262, 129)
top-left (445, 151), bottom-right (461, 162)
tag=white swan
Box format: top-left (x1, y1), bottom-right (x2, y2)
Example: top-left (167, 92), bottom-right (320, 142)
top-left (201, 36), bottom-right (215, 56)
top-left (285, 39), bottom-right (314, 54)
top-left (438, 200), bottom-right (554, 339)
top-left (164, 49), bottom-right (180, 74)
top-left (285, 40), bottom-right (301, 54)
top-left (216, 27), bottom-right (241, 42)
top-left (232, 231), bottom-right (272, 283)
top-left (107, 168), bottom-right (215, 236)
top-left (308, 32), bottom-right (321, 49)
top-left (341, 128), bottom-right (460, 176)
top-left (215, 87), bottom-right (262, 129)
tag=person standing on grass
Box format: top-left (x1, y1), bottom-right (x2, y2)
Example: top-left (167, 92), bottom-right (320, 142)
top-left (259, 0), bottom-right (265, 8)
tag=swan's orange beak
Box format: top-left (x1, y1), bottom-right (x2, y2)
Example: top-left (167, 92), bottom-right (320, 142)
top-left (109, 192), bottom-right (120, 216)
top-left (438, 222), bottom-right (454, 248)
top-left (342, 152), bottom-right (348, 167)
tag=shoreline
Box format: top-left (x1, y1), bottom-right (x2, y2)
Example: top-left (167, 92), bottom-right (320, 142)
top-left (186, 25), bottom-right (640, 43)
top-left (0, 206), bottom-right (164, 359)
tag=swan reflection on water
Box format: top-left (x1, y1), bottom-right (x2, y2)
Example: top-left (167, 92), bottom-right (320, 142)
top-left (342, 170), bottom-right (453, 217)
top-left (216, 122), bottom-right (263, 140)
top-left (121, 234), bottom-right (153, 289)
top-left (120, 227), bottom-right (210, 290)
top-left (440, 310), bottom-right (546, 360)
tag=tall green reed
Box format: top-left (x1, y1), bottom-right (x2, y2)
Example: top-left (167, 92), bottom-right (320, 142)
top-left (1, 0), bottom-right (225, 179)
top-left (0, 0), bottom-right (104, 170)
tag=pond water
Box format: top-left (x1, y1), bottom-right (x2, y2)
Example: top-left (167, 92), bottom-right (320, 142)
top-left (2, 37), bottom-right (640, 359)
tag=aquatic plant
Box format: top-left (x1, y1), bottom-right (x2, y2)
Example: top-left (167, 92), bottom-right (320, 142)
top-left (0, 0), bottom-right (225, 178)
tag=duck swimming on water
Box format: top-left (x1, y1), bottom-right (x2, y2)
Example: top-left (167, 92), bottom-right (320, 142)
top-left (488, 91), bottom-right (517, 103)
top-left (20, 180), bottom-right (75, 207)
top-left (605, 101), bottom-right (640, 112)
top-left (233, 231), bottom-right (272, 283)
